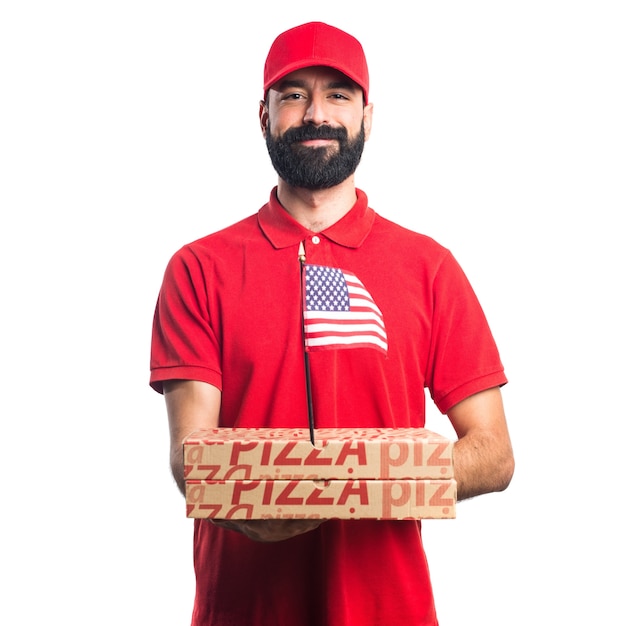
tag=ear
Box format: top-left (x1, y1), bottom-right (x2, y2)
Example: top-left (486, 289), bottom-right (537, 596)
top-left (363, 102), bottom-right (374, 141)
top-left (259, 100), bottom-right (269, 137)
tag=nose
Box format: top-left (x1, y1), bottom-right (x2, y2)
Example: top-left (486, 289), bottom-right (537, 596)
top-left (302, 94), bottom-right (329, 126)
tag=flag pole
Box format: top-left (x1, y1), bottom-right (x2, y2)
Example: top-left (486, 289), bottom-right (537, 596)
top-left (298, 241), bottom-right (315, 446)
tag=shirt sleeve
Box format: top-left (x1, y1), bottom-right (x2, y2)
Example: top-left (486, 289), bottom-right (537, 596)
top-left (149, 245), bottom-right (222, 394)
top-left (425, 250), bottom-right (507, 414)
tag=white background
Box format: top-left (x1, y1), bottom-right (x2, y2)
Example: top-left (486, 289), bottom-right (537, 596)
top-left (1, 1), bottom-right (624, 624)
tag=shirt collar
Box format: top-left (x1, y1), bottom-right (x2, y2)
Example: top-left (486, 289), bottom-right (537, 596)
top-left (258, 187), bottom-right (375, 249)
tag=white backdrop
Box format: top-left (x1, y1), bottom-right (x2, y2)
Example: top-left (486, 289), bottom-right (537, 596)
top-left (1, 2), bottom-right (624, 624)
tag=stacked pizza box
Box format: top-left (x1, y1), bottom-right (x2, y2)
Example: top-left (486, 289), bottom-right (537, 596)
top-left (183, 427), bottom-right (456, 521)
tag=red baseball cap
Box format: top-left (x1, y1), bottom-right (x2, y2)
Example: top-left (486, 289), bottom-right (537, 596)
top-left (263, 22), bottom-right (369, 104)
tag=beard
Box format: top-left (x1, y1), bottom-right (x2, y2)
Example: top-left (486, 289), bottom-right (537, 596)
top-left (265, 121), bottom-right (365, 190)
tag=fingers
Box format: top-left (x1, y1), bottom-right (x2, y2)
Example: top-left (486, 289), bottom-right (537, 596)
top-left (210, 518), bottom-right (325, 542)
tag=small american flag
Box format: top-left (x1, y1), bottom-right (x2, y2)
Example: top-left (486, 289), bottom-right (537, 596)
top-left (303, 264), bottom-right (388, 354)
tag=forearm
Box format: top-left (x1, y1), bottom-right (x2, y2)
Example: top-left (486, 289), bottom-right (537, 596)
top-left (453, 429), bottom-right (514, 501)
top-left (164, 380), bottom-right (222, 497)
top-left (447, 387), bottom-right (515, 502)
top-left (170, 441), bottom-right (186, 496)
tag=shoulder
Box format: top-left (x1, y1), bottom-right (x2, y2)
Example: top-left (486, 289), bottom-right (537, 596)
top-left (370, 213), bottom-right (452, 264)
top-left (167, 214), bottom-right (259, 262)
top-left (158, 214), bottom-right (260, 286)
top-left (188, 214), bottom-right (259, 249)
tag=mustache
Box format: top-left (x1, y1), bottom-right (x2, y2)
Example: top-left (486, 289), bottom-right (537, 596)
top-left (281, 124), bottom-right (348, 144)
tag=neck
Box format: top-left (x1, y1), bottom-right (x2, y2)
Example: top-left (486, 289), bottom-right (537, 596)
top-left (275, 176), bottom-right (357, 232)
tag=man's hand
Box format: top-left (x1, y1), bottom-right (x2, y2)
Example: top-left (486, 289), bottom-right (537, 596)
top-left (210, 518), bottom-right (325, 542)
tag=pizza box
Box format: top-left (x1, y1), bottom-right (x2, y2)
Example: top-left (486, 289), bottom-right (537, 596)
top-left (186, 478), bottom-right (456, 520)
top-left (183, 427), bottom-right (454, 481)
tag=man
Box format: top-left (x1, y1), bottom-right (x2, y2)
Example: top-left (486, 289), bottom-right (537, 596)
top-left (150, 21), bottom-right (514, 626)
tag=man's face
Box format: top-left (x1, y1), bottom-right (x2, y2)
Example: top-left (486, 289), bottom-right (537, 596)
top-left (261, 66), bottom-right (373, 190)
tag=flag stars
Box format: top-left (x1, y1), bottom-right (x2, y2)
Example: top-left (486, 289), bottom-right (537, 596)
top-left (305, 265), bottom-right (350, 312)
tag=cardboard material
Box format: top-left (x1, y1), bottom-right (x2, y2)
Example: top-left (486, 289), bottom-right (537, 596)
top-left (183, 427), bottom-right (454, 481)
top-left (186, 478), bottom-right (456, 520)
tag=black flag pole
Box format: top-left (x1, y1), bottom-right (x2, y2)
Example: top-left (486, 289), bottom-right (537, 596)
top-left (299, 241), bottom-right (316, 446)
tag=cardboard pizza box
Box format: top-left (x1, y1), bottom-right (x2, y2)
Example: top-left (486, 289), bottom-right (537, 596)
top-left (186, 478), bottom-right (456, 520)
top-left (183, 427), bottom-right (454, 481)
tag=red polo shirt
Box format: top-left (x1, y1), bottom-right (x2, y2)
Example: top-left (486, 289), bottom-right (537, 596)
top-left (150, 188), bottom-right (507, 625)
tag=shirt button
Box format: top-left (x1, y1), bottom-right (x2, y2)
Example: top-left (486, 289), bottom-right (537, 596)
top-left (311, 236), bottom-right (321, 244)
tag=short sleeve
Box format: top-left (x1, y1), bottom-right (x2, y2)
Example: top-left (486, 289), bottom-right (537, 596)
top-left (426, 251), bottom-right (507, 413)
top-left (149, 246), bottom-right (222, 394)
